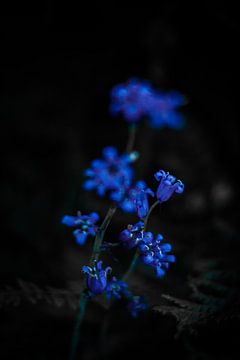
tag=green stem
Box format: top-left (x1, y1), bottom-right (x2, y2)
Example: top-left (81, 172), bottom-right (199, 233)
top-left (69, 293), bottom-right (88, 360)
top-left (125, 124), bottom-right (137, 153)
top-left (122, 251), bottom-right (139, 281)
top-left (70, 117), bottom-right (138, 359)
top-left (69, 205), bottom-right (117, 360)
top-left (144, 200), bottom-right (160, 230)
top-left (91, 205), bottom-right (117, 263)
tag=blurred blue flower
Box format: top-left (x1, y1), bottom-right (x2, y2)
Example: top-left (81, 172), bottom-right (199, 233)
top-left (61, 211), bottom-right (99, 245)
top-left (155, 170), bottom-right (184, 203)
top-left (105, 277), bottom-right (130, 300)
top-left (110, 78), bottom-right (153, 122)
top-left (82, 260), bottom-right (112, 295)
top-left (119, 221), bottom-right (144, 249)
top-left (148, 92), bottom-right (186, 129)
top-left (83, 146), bottom-right (134, 198)
top-left (110, 78), bottom-right (186, 128)
top-left (138, 232), bottom-right (175, 277)
top-left (127, 296), bottom-right (148, 317)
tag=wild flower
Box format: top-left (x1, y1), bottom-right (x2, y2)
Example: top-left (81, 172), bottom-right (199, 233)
top-left (127, 295), bottom-right (148, 317)
top-left (83, 146), bottom-right (134, 198)
top-left (61, 212), bottom-right (99, 245)
top-left (155, 170), bottom-right (184, 203)
top-left (119, 221), bottom-right (144, 249)
top-left (82, 260), bottom-right (112, 295)
top-left (138, 232), bottom-right (175, 277)
top-left (105, 277), bottom-right (130, 300)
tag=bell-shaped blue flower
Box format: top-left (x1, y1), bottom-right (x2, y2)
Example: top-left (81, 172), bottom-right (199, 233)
top-left (82, 260), bottom-right (112, 295)
top-left (61, 211), bottom-right (99, 245)
top-left (118, 181), bottom-right (154, 218)
top-left (83, 146), bottom-right (135, 199)
top-left (119, 221), bottom-right (144, 249)
top-left (105, 277), bottom-right (130, 300)
top-left (138, 232), bottom-right (175, 278)
top-left (154, 170), bottom-right (184, 203)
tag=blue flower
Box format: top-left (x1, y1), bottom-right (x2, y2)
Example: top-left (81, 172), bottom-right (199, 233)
top-left (105, 277), bottom-right (130, 300)
top-left (154, 170), bottom-right (184, 203)
top-left (138, 232), bottom-right (175, 278)
top-left (127, 296), bottom-right (148, 317)
top-left (61, 211), bottom-right (99, 245)
top-left (118, 181), bottom-right (154, 218)
top-left (83, 146), bottom-right (134, 198)
top-left (82, 260), bottom-right (112, 295)
top-left (119, 221), bottom-right (144, 249)
top-left (148, 92), bottom-right (186, 129)
top-left (110, 79), bottom-right (186, 128)
top-left (110, 78), bottom-right (153, 123)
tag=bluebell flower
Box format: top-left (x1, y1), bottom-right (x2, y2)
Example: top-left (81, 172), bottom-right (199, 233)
top-left (83, 146), bottom-right (134, 198)
top-left (127, 296), bottom-right (148, 317)
top-left (105, 277), bottom-right (130, 300)
top-left (119, 221), bottom-right (144, 249)
top-left (138, 232), bottom-right (175, 277)
top-left (61, 211), bottom-right (99, 245)
top-left (154, 170), bottom-right (184, 203)
top-left (110, 78), bottom-right (153, 123)
top-left (148, 92), bottom-right (186, 129)
top-left (82, 260), bottom-right (112, 295)
top-left (118, 181), bottom-right (154, 218)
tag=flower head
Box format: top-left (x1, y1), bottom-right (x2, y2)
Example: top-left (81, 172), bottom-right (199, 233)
top-left (110, 78), bottom-right (153, 122)
top-left (148, 92), bottom-right (186, 129)
top-left (154, 170), bottom-right (184, 203)
top-left (138, 232), bottom-right (175, 277)
top-left (118, 181), bottom-right (154, 218)
top-left (110, 78), bottom-right (186, 128)
top-left (105, 277), bottom-right (130, 300)
top-left (82, 260), bottom-right (112, 295)
top-left (119, 221), bottom-right (144, 249)
top-left (127, 296), bottom-right (148, 317)
top-left (61, 211), bottom-right (99, 245)
top-left (83, 146), bottom-right (134, 198)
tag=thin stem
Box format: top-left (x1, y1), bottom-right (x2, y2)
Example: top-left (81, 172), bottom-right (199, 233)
top-left (69, 293), bottom-right (87, 360)
top-left (69, 205), bottom-right (117, 360)
top-left (125, 124), bottom-right (137, 153)
top-left (122, 251), bottom-right (139, 281)
top-left (144, 200), bottom-right (160, 230)
top-left (91, 205), bottom-right (117, 263)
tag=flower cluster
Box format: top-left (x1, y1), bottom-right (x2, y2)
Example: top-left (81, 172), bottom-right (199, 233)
top-left (120, 221), bottom-right (144, 249)
top-left (61, 212), bottom-right (99, 245)
top-left (61, 78), bottom-right (186, 325)
top-left (83, 146), bottom-right (134, 198)
top-left (110, 78), bottom-right (186, 129)
top-left (110, 78), bottom-right (153, 122)
top-left (138, 232), bottom-right (175, 277)
top-left (82, 261), bottom-right (148, 316)
top-left (120, 222), bottom-right (175, 278)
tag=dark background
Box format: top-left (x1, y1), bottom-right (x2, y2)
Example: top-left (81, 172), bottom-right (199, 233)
top-left (0, 2), bottom-right (239, 359)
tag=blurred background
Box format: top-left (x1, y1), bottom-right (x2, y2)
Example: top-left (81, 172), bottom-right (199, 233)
top-left (0, 2), bottom-right (239, 359)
